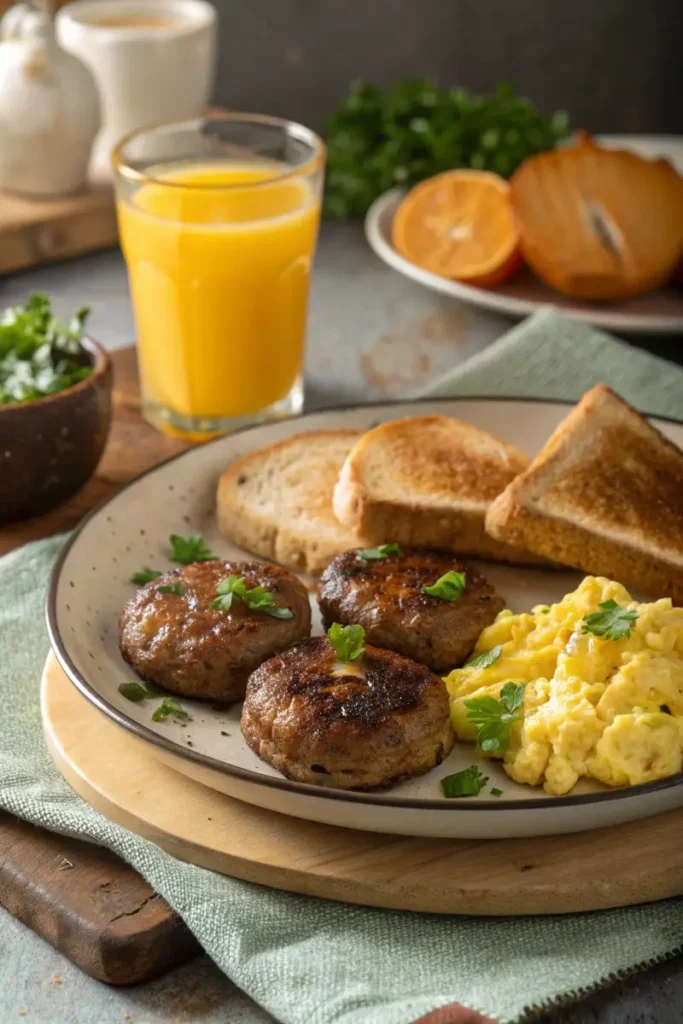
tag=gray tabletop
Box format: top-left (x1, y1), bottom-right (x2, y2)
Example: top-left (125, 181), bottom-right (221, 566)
top-left (0, 223), bottom-right (680, 1024)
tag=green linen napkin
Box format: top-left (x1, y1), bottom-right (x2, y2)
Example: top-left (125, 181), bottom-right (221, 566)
top-left (2, 310), bottom-right (683, 1024)
top-left (421, 307), bottom-right (683, 418)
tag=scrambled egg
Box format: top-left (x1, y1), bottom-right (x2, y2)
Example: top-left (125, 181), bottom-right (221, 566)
top-left (445, 577), bottom-right (683, 794)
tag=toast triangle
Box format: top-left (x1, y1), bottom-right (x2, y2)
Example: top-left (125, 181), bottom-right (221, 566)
top-left (485, 385), bottom-right (683, 601)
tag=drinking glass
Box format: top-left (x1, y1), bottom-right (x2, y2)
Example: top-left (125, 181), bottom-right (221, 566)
top-left (113, 114), bottom-right (324, 439)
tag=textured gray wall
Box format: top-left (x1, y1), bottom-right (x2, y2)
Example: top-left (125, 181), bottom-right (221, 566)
top-left (211, 0), bottom-right (683, 134)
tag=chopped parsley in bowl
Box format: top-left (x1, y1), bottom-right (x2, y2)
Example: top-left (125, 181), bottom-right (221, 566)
top-left (0, 293), bottom-right (93, 405)
top-left (0, 293), bottom-right (112, 525)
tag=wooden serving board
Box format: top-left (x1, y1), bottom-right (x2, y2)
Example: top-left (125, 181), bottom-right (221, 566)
top-left (0, 185), bottom-right (118, 275)
top-left (43, 652), bottom-right (683, 917)
top-left (0, 809), bottom-right (199, 984)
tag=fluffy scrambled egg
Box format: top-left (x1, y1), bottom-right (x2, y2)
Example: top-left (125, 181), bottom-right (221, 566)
top-left (445, 577), bottom-right (683, 794)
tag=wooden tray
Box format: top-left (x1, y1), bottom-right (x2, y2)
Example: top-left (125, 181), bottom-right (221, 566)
top-left (0, 185), bottom-right (118, 275)
top-left (43, 653), bottom-right (683, 917)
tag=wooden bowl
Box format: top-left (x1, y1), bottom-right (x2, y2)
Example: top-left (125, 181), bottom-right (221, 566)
top-left (0, 338), bottom-right (113, 525)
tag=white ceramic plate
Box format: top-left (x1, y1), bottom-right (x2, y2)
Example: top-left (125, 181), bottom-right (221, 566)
top-left (47, 398), bottom-right (683, 839)
top-left (365, 135), bottom-right (683, 336)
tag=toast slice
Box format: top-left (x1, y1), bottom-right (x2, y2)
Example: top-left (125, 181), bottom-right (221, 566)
top-left (332, 415), bottom-right (537, 563)
top-left (217, 429), bottom-right (369, 575)
top-left (485, 385), bottom-right (683, 602)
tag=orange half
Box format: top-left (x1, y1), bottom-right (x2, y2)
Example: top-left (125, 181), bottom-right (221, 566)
top-left (392, 170), bottom-right (521, 287)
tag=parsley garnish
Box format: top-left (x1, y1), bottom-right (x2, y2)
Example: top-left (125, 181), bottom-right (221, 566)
top-left (423, 570), bottom-right (466, 602)
top-left (582, 600), bottom-right (638, 641)
top-left (537, 605), bottom-right (551, 613)
top-left (356, 543), bottom-right (401, 560)
top-left (118, 681), bottom-right (158, 702)
top-left (0, 293), bottom-right (92, 404)
top-left (490, 787), bottom-right (504, 797)
top-left (467, 644), bottom-right (503, 669)
top-left (327, 623), bottom-right (365, 663)
top-left (210, 576), bottom-right (294, 619)
top-left (324, 80), bottom-right (570, 219)
top-left (157, 582), bottom-right (186, 596)
top-left (131, 568), bottom-right (163, 585)
top-left (152, 697), bottom-right (187, 722)
top-left (441, 766), bottom-right (489, 798)
top-left (464, 682), bottom-right (525, 752)
top-left (169, 533), bottom-right (217, 564)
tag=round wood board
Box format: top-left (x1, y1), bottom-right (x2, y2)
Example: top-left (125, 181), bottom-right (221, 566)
top-left (42, 653), bottom-right (683, 917)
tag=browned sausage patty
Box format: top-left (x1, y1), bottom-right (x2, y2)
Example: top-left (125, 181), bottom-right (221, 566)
top-left (318, 547), bottom-right (505, 670)
top-left (120, 561), bottom-right (311, 703)
top-left (241, 635), bottom-right (455, 789)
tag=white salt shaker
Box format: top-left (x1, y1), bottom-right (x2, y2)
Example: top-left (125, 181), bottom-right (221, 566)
top-left (0, 2), bottom-right (100, 197)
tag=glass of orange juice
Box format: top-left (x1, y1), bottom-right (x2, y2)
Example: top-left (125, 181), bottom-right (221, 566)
top-left (113, 114), bottom-right (324, 439)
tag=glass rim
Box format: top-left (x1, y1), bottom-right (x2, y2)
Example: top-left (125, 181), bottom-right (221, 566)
top-left (112, 112), bottom-right (326, 190)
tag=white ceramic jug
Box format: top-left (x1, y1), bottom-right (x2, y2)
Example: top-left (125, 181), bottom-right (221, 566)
top-left (0, 3), bottom-right (100, 197)
top-left (56, 0), bottom-right (216, 182)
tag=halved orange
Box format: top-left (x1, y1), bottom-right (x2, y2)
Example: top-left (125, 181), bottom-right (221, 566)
top-left (392, 170), bottom-right (521, 287)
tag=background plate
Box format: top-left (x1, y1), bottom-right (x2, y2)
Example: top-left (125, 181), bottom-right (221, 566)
top-left (47, 398), bottom-right (683, 838)
top-left (364, 135), bottom-right (683, 336)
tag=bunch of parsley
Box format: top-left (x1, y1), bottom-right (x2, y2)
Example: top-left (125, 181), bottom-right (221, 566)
top-left (0, 293), bottom-right (92, 405)
top-left (324, 79), bottom-right (570, 219)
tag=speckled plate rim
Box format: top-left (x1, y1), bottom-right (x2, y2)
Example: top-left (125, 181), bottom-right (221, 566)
top-left (46, 396), bottom-right (683, 814)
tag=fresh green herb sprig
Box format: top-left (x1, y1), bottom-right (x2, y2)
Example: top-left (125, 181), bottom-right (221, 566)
top-left (131, 568), bottom-right (163, 585)
top-left (0, 293), bottom-right (92, 404)
top-left (441, 765), bottom-right (489, 798)
top-left (210, 575), bottom-right (294, 619)
top-left (152, 697), bottom-right (187, 722)
top-left (465, 682), bottom-right (525, 753)
top-left (467, 644), bottom-right (503, 669)
top-left (356, 543), bottom-right (401, 560)
top-left (119, 682), bottom-right (186, 723)
top-left (169, 533), bottom-right (217, 564)
top-left (157, 581), bottom-right (186, 596)
top-left (324, 79), bottom-right (570, 219)
top-left (118, 681), bottom-right (158, 702)
top-left (582, 600), bottom-right (638, 641)
top-left (423, 570), bottom-right (466, 602)
top-left (328, 623), bottom-right (365, 663)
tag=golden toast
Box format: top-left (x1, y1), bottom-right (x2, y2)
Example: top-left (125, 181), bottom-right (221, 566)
top-left (333, 414), bottom-right (538, 563)
top-left (217, 429), bottom-right (368, 575)
top-left (486, 385), bottom-right (683, 601)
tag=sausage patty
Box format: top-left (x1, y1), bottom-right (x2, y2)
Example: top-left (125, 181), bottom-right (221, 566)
top-left (120, 561), bottom-right (311, 703)
top-left (318, 547), bottom-right (505, 670)
top-left (241, 635), bottom-right (455, 789)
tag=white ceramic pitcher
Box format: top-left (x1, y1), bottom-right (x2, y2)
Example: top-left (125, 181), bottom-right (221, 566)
top-left (0, 2), bottom-right (100, 197)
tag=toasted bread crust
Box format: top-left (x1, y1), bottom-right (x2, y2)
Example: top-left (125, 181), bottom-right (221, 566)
top-left (486, 385), bottom-right (683, 601)
top-left (333, 415), bottom-right (540, 564)
top-left (336, 415), bottom-right (529, 509)
top-left (217, 429), bottom-right (367, 575)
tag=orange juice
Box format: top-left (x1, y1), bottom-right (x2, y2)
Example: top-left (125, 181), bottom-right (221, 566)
top-left (117, 163), bottom-right (321, 429)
